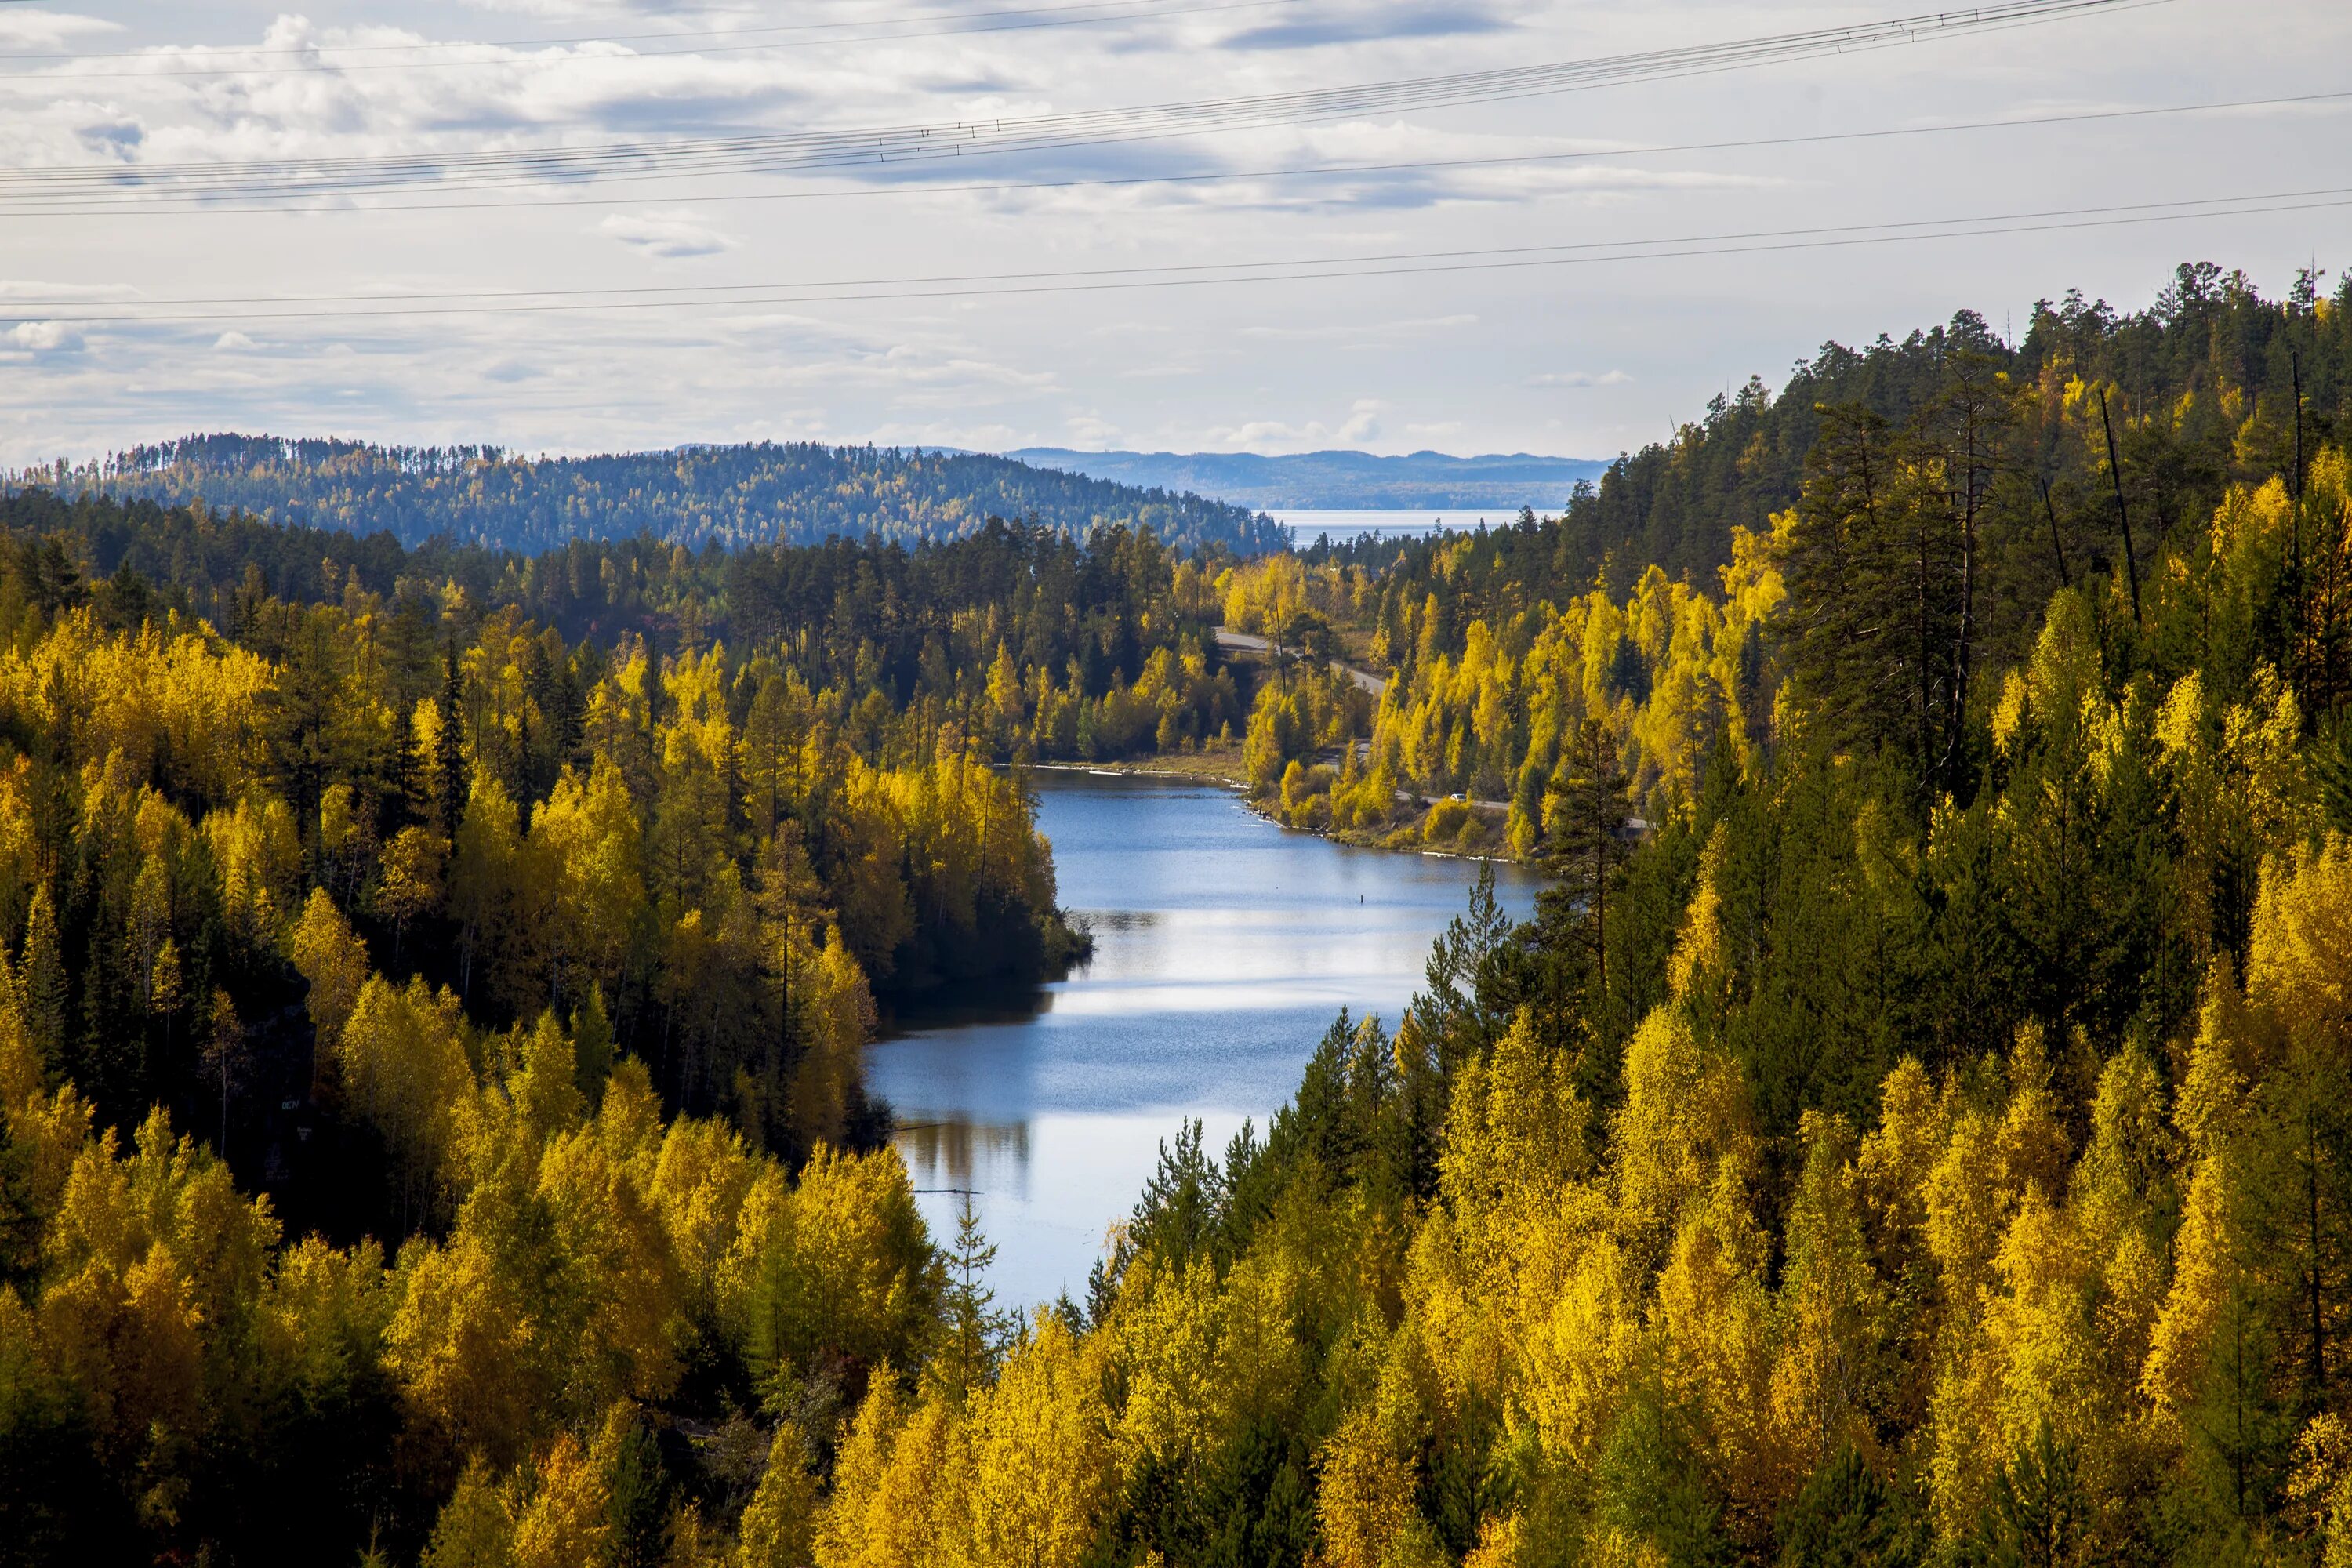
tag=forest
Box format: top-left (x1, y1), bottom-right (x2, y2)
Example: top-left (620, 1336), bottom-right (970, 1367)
top-left (7, 435), bottom-right (1287, 557)
top-left (0, 492), bottom-right (1254, 1561)
top-left (1, 259), bottom-right (2350, 1568)
top-left (1232, 263), bottom-right (2352, 859)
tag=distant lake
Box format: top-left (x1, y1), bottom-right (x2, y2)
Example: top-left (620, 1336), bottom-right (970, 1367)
top-left (863, 771), bottom-right (1544, 1307)
top-left (1272, 508), bottom-right (1528, 545)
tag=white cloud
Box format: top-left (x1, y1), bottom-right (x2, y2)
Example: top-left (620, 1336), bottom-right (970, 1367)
top-left (0, 9), bottom-right (122, 48)
top-left (214, 331), bottom-right (258, 350)
top-left (1240, 313), bottom-right (1475, 341)
top-left (1207, 398), bottom-right (1386, 452)
top-left (0, 281), bottom-right (136, 303)
top-left (6, 321), bottom-right (84, 354)
top-left (1338, 401), bottom-right (1383, 445)
top-left (1527, 370), bottom-right (1632, 388)
top-left (597, 211), bottom-right (735, 258)
top-left (1, 0), bottom-right (2346, 469)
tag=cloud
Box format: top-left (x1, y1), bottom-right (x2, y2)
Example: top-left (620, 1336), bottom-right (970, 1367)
top-left (6, 321), bottom-right (85, 354)
top-left (953, 121), bottom-right (1779, 220)
top-left (214, 332), bottom-right (259, 351)
top-left (1207, 397), bottom-right (1386, 452)
top-left (1240, 313), bottom-right (1476, 342)
top-left (866, 419), bottom-right (1031, 451)
top-left (76, 120), bottom-right (145, 158)
top-left (0, 281), bottom-right (136, 304)
top-left (1527, 370), bottom-right (1632, 388)
top-left (597, 210), bottom-right (735, 258)
top-left (1221, 2), bottom-right (1513, 51)
top-left (0, 9), bottom-right (123, 48)
top-left (7, 0), bottom-right (2332, 474)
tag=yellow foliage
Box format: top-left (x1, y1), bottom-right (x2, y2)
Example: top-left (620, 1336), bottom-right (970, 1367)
top-left (422, 1459), bottom-right (517, 1568)
top-left (1770, 1113), bottom-right (1886, 1472)
top-left (814, 1376), bottom-right (957, 1568)
top-left (2140, 1151), bottom-right (2239, 1440)
top-left (539, 1126), bottom-right (685, 1409)
top-left (1316, 1403), bottom-right (1419, 1568)
top-left (754, 1144), bottom-right (936, 1377)
top-left (964, 1312), bottom-right (1114, 1568)
top-left (737, 1425), bottom-right (818, 1568)
top-left (289, 886), bottom-right (369, 1065)
top-left (0, 608), bottom-right (273, 803)
top-left (387, 1229), bottom-right (544, 1468)
top-left (339, 975), bottom-right (474, 1216)
top-left (512, 1431), bottom-right (612, 1568)
top-left (2247, 833), bottom-right (2352, 1060)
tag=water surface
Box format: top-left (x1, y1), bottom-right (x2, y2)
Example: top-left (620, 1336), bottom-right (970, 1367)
top-left (865, 771), bottom-right (1544, 1305)
top-left (1273, 507), bottom-right (1526, 546)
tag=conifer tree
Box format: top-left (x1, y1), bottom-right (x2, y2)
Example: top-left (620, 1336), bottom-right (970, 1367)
top-left (1542, 717), bottom-right (1635, 1002)
top-left (437, 641), bottom-right (470, 837)
top-left (943, 1193), bottom-right (1009, 1400)
top-left (20, 884), bottom-right (65, 1081)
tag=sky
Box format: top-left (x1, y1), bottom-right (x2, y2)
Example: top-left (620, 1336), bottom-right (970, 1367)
top-left (1, 0), bottom-right (2348, 470)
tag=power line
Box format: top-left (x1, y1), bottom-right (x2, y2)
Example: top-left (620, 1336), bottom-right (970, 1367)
top-left (0, 0), bottom-right (2154, 208)
top-left (0, 0), bottom-right (1273, 61)
top-left (2, 82), bottom-right (2332, 222)
top-left (0, 0), bottom-right (1304, 78)
top-left (13, 183), bottom-right (2343, 328)
top-left (22, 183), bottom-right (2352, 310)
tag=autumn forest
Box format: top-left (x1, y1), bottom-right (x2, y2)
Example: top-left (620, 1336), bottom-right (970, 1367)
top-left (4, 260), bottom-right (2352, 1568)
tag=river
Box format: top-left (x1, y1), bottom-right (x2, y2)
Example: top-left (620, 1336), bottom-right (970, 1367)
top-left (863, 770), bottom-right (1547, 1307)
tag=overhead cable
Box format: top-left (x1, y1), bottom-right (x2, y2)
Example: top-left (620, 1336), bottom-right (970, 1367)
top-left (0, 0), bottom-right (2156, 208)
top-left (0, 83), bottom-right (2332, 221)
top-left (11, 182), bottom-right (2339, 327)
top-left (0, 0), bottom-right (1305, 78)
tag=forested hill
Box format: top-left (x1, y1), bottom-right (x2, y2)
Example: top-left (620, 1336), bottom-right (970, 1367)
top-left (1382, 260), bottom-right (2352, 590)
top-left (12, 434), bottom-right (1288, 556)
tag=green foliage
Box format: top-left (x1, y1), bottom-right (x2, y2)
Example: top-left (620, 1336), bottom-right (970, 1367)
top-left (942, 1196), bottom-right (1013, 1400)
top-left (7, 260), bottom-right (2352, 1568)
top-left (1776, 1448), bottom-right (1925, 1568)
top-left (38, 435), bottom-right (1287, 555)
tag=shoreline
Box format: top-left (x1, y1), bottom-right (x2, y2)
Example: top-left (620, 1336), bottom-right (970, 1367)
top-left (1253, 800), bottom-right (1528, 866)
top-left (1022, 744), bottom-right (1254, 790)
top-left (1020, 754), bottom-right (1531, 866)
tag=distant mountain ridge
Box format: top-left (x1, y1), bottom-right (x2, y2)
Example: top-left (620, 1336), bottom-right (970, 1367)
top-left (17, 435), bottom-right (1287, 557)
top-left (1007, 447), bottom-right (1610, 510)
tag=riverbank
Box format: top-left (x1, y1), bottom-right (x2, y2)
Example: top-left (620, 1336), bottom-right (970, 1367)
top-left (1029, 740), bottom-right (1252, 789)
top-left (1025, 635), bottom-right (1534, 862)
top-left (1254, 789), bottom-right (1524, 861)
top-left (1028, 751), bottom-right (1529, 862)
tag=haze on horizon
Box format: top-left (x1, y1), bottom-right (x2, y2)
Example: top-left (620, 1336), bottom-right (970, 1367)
top-left (2, 0), bottom-right (2347, 470)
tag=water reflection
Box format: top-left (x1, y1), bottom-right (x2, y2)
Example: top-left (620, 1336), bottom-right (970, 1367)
top-left (894, 1118), bottom-right (1033, 1189)
top-left (865, 772), bottom-right (1544, 1305)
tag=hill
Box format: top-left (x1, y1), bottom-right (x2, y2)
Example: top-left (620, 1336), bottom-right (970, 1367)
top-left (1513, 260), bottom-right (2352, 589)
top-left (1007, 446), bottom-right (1610, 510)
top-left (4, 257), bottom-right (2352, 1568)
top-left (13, 435), bottom-right (1287, 557)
